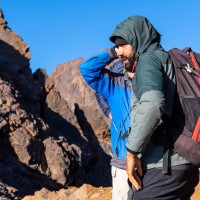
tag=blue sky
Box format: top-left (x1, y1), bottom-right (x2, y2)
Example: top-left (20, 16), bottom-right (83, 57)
top-left (1, 1), bottom-right (200, 75)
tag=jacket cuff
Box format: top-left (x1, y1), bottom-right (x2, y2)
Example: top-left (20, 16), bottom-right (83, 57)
top-left (126, 147), bottom-right (140, 155)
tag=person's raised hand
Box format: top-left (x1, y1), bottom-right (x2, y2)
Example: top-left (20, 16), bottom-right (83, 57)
top-left (108, 46), bottom-right (118, 61)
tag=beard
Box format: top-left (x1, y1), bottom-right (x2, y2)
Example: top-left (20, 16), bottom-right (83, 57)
top-left (124, 56), bottom-right (135, 72)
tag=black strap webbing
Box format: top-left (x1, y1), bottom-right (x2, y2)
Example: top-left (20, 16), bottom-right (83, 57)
top-left (162, 119), bottom-right (172, 174)
top-left (162, 133), bottom-right (170, 174)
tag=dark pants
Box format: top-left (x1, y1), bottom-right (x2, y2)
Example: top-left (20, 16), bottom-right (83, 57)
top-left (128, 165), bottom-right (199, 200)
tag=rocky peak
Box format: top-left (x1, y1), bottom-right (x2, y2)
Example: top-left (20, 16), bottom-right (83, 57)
top-left (0, 8), bottom-right (111, 199)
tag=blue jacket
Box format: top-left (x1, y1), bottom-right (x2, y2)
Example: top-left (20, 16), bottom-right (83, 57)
top-left (80, 50), bottom-right (132, 165)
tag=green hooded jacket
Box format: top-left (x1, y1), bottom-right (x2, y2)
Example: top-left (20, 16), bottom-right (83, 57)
top-left (110, 16), bottom-right (189, 169)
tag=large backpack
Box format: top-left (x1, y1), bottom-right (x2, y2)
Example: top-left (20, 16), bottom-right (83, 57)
top-left (168, 47), bottom-right (200, 166)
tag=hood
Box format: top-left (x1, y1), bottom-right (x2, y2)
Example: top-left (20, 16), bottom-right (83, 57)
top-left (110, 16), bottom-right (161, 58)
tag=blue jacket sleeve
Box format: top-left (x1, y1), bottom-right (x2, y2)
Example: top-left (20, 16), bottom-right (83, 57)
top-left (80, 50), bottom-right (116, 100)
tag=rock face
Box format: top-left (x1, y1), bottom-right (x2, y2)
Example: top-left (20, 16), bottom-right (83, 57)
top-left (0, 8), bottom-right (112, 199)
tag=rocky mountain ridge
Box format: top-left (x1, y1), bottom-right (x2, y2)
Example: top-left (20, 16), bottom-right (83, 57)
top-left (0, 8), bottom-right (112, 199)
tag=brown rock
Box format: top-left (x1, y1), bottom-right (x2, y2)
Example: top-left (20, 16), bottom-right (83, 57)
top-left (43, 137), bottom-right (74, 186)
top-left (48, 59), bottom-right (110, 138)
top-left (22, 184), bottom-right (112, 200)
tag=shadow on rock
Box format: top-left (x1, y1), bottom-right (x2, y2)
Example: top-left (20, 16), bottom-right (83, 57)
top-left (74, 103), bottom-right (111, 187)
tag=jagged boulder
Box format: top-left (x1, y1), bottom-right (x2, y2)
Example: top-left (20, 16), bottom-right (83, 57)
top-left (0, 8), bottom-right (112, 199)
top-left (44, 59), bottom-right (112, 186)
top-left (0, 77), bottom-right (77, 198)
top-left (46, 59), bottom-right (111, 138)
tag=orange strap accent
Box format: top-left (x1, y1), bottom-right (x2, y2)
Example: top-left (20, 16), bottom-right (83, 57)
top-left (192, 116), bottom-right (200, 142)
top-left (190, 51), bottom-right (200, 83)
top-left (132, 60), bottom-right (137, 73)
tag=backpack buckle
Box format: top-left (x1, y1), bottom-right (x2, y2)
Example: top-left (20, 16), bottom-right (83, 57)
top-left (185, 63), bottom-right (193, 73)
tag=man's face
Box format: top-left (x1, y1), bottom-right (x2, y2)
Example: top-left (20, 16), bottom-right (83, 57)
top-left (115, 44), bottom-right (135, 72)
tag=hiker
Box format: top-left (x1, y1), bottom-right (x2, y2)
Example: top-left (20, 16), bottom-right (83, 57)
top-left (109, 15), bottom-right (199, 199)
top-left (80, 51), bottom-right (133, 199)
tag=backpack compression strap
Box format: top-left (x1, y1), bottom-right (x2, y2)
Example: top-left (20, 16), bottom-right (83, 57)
top-left (190, 51), bottom-right (200, 83)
